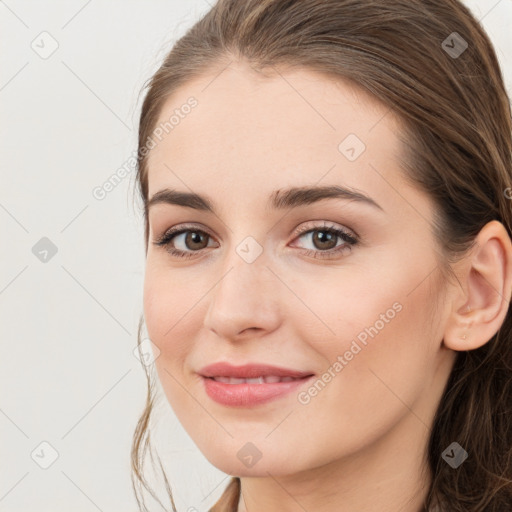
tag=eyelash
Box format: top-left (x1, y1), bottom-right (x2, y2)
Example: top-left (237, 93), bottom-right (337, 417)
top-left (153, 222), bottom-right (359, 260)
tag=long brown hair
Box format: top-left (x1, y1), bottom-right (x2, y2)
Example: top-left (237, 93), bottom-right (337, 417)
top-left (131, 1), bottom-right (512, 510)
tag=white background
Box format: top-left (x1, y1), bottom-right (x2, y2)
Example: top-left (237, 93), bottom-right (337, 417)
top-left (1, 1), bottom-right (511, 511)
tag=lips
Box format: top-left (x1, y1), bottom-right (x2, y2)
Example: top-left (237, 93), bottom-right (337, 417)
top-left (198, 362), bottom-right (315, 406)
top-left (198, 362), bottom-right (314, 380)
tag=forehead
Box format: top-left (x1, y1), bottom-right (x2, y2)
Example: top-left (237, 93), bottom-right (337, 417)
top-left (145, 61), bottom-right (410, 216)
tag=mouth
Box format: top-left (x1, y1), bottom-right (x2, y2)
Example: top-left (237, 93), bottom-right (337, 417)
top-left (198, 361), bottom-right (314, 380)
top-left (197, 363), bottom-right (315, 407)
top-left (201, 375), bottom-right (314, 407)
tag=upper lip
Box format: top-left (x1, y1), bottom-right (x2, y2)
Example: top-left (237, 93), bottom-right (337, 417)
top-left (199, 362), bottom-right (314, 379)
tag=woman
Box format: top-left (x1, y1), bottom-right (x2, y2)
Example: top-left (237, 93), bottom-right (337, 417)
top-left (131, 0), bottom-right (512, 510)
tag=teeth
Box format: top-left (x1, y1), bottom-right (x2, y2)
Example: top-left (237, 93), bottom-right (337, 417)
top-left (246, 377), bottom-right (265, 384)
top-left (211, 376), bottom-right (300, 384)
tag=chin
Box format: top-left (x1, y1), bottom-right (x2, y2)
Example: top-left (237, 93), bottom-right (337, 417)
top-left (200, 445), bottom-right (303, 478)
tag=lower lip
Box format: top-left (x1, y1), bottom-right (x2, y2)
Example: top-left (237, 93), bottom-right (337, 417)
top-left (201, 375), bottom-right (314, 407)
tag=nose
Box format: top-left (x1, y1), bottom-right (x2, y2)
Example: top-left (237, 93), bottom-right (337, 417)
top-left (203, 247), bottom-right (282, 340)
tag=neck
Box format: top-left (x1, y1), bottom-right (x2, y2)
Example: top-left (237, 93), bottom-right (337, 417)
top-left (236, 410), bottom-right (432, 512)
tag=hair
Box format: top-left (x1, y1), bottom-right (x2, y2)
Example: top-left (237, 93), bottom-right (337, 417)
top-left (130, 0), bottom-right (512, 510)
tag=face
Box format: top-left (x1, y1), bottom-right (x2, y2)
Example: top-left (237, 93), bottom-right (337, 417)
top-left (143, 61), bottom-right (456, 479)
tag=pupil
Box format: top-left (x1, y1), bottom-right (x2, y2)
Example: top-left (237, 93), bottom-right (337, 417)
top-left (188, 231), bottom-right (206, 249)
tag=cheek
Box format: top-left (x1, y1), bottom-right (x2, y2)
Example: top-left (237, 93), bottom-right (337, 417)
top-left (292, 262), bottom-right (438, 437)
top-left (142, 264), bottom-right (196, 364)
top-left (143, 268), bottom-right (199, 413)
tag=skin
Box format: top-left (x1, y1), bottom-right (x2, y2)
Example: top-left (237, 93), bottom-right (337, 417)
top-left (142, 60), bottom-right (512, 512)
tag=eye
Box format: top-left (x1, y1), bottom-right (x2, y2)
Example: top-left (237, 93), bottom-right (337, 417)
top-left (152, 221), bottom-right (359, 260)
top-left (290, 222), bottom-right (358, 260)
top-left (153, 224), bottom-right (217, 259)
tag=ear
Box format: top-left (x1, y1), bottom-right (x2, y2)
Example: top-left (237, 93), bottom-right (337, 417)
top-left (443, 220), bottom-right (512, 351)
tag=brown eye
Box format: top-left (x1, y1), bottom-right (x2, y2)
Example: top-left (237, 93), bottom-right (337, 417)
top-left (310, 230), bottom-right (338, 250)
top-left (291, 223), bottom-right (359, 260)
top-left (183, 231), bottom-right (209, 250)
top-left (153, 226), bottom-right (217, 259)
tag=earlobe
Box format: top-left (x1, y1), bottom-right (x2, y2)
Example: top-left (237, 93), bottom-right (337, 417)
top-left (443, 220), bottom-right (512, 352)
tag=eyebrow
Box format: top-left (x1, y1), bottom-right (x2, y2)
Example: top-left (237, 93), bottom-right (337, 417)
top-left (145, 185), bottom-right (384, 216)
